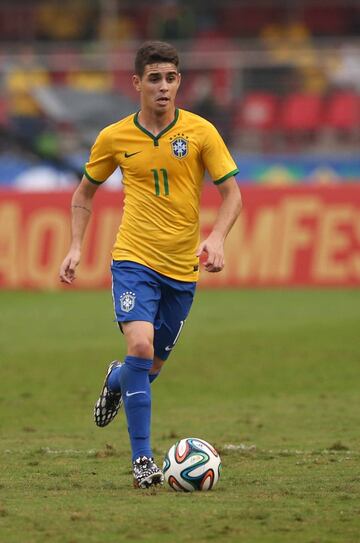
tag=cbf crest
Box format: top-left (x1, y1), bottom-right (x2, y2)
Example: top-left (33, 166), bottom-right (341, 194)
top-left (120, 291), bottom-right (136, 313)
top-left (171, 137), bottom-right (188, 159)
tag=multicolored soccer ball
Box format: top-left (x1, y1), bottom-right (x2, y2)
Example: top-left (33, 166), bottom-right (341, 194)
top-left (162, 437), bottom-right (221, 491)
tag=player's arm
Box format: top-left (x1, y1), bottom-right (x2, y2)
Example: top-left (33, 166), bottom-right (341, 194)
top-left (197, 177), bottom-right (242, 273)
top-left (59, 176), bottom-right (100, 284)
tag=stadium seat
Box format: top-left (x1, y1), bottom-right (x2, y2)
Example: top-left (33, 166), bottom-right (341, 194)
top-left (235, 92), bottom-right (278, 131)
top-left (233, 92), bottom-right (279, 151)
top-left (325, 91), bottom-right (360, 132)
top-left (280, 93), bottom-right (324, 133)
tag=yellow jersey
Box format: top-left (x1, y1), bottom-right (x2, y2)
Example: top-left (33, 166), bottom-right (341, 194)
top-left (85, 108), bottom-right (238, 282)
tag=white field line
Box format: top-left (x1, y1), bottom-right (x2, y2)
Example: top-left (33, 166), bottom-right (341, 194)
top-left (2, 444), bottom-right (359, 456)
top-left (223, 443), bottom-right (360, 456)
top-left (3, 447), bottom-right (97, 455)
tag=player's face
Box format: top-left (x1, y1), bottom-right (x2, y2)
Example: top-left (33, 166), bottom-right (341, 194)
top-left (133, 63), bottom-right (181, 114)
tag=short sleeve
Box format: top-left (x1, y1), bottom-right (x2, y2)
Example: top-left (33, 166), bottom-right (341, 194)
top-left (84, 128), bottom-right (117, 184)
top-left (201, 123), bottom-right (239, 185)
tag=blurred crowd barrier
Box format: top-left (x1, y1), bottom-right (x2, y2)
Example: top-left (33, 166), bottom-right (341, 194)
top-left (1, 185), bottom-right (359, 289)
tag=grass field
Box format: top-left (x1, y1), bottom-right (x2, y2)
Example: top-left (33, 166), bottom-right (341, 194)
top-left (0, 288), bottom-right (360, 543)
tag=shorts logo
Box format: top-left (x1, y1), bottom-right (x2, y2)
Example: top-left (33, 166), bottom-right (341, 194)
top-left (171, 137), bottom-right (188, 159)
top-left (165, 320), bottom-right (185, 352)
top-left (120, 291), bottom-right (136, 313)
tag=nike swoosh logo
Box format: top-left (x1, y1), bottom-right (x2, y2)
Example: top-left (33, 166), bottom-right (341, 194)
top-left (126, 390), bottom-right (147, 397)
top-left (124, 151), bottom-right (141, 158)
top-left (164, 321), bottom-right (185, 352)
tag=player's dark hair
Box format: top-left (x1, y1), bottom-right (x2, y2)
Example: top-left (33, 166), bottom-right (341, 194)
top-left (135, 41), bottom-right (179, 77)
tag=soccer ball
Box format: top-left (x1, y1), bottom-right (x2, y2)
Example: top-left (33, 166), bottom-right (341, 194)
top-left (162, 437), bottom-right (221, 491)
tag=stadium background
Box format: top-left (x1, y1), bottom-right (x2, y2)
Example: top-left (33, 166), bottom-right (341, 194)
top-left (0, 0), bottom-right (359, 288)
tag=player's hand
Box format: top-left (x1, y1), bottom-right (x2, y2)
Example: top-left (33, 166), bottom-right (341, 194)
top-left (59, 248), bottom-right (81, 284)
top-left (196, 235), bottom-right (225, 273)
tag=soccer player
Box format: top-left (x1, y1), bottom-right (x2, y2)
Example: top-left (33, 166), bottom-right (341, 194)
top-left (59, 41), bottom-right (242, 489)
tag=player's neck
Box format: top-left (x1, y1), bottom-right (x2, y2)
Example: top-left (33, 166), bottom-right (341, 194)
top-left (138, 107), bottom-right (176, 137)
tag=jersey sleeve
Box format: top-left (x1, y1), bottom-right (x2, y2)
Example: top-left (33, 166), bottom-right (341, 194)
top-left (201, 122), bottom-right (239, 184)
top-left (84, 127), bottom-right (117, 184)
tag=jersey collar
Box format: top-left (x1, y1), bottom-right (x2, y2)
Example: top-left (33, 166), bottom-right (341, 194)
top-left (133, 108), bottom-right (179, 146)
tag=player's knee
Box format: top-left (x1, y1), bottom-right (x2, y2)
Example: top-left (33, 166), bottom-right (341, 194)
top-left (128, 337), bottom-right (154, 360)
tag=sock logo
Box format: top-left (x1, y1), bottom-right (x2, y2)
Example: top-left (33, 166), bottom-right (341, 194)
top-left (120, 291), bottom-right (136, 312)
top-left (126, 390), bottom-right (147, 397)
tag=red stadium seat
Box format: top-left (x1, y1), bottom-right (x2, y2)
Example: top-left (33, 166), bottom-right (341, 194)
top-left (233, 92), bottom-right (279, 151)
top-left (235, 92), bottom-right (278, 131)
top-left (280, 93), bottom-right (324, 133)
top-left (325, 91), bottom-right (360, 131)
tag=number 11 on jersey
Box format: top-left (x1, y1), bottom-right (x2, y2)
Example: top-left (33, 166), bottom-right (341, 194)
top-left (151, 168), bottom-right (169, 196)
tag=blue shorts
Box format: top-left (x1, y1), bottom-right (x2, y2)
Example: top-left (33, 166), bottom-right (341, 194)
top-left (111, 260), bottom-right (196, 361)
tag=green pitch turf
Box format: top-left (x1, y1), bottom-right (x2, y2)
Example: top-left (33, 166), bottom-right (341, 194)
top-left (0, 288), bottom-right (359, 543)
